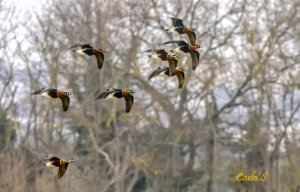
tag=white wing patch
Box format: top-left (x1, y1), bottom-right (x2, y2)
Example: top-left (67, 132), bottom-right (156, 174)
top-left (172, 47), bottom-right (183, 54)
top-left (46, 162), bottom-right (56, 168)
top-left (159, 72), bottom-right (169, 77)
top-left (105, 94), bottom-right (115, 99)
top-left (41, 92), bottom-right (52, 99)
top-left (167, 27), bottom-right (179, 34)
top-left (75, 49), bottom-right (86, 56)
top-left (150, 54), bottom-right (161, 61)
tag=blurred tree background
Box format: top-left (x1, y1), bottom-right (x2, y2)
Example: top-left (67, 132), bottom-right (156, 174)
top-left (0, 0), bottom-right (300, 191)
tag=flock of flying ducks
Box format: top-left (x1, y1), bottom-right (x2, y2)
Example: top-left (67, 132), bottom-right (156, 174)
top-left (30, 17), bottom-right (202, 178)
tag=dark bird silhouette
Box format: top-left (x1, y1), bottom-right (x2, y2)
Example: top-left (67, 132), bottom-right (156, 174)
top-left (143, 48), bottom-right (180, 75)
top-left (148, 66), bottom-right (185, 88)
top-left (30, 88), bottom-right (71, 112)
top-left (95, 88), bottom-right (135, 113)
top-left (162, 40), bottom-right (202, 70)
top-left (43, 155), bottom-right (75, 179)
top-left (70, 43), bottom-right (107, 70)
top-left (165, 17), bottom-right (197, 45)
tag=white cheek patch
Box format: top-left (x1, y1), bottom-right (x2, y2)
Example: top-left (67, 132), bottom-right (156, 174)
top-left (75, 49), bottom-right (86, 56)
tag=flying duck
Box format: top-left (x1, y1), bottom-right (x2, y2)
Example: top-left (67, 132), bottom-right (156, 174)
top-left (165, 17), bottom-right (197, 45)
top-left (43, 155), bottom-right (75, 179)
top-left (70, 43), bottom-right (107, 70)
top-left (162, 40), bottom-right (202, 70)
top-left (30, 88), bottom-right (71, 112)
top-left (95, 88), bottom-right (135, 113)
top-left (148, 66), bottom-right (185, 88)
top-left (143, 48), bottom-right (180, 76)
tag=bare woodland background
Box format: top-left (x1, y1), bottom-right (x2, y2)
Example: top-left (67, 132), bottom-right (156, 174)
top-left (0, 0), bottom-right (300, 191)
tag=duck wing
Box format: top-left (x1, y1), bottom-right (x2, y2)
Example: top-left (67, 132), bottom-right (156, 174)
top-left (95, 90), bottom-right (110, 100)
top-left (30, 88), bottom-right (46, 95)
top-left (124, 95), bottom-right (134, 113)
top-left (58, 163), bottom-right (69, 179)
top-left (69, 43), bottom-right (92, 49)
top-left (45, 155), bottom-right (61, 162)
top-left (168, 59), bottom-right (177, 76)
top-left (170, 17), bottom-right (184, 27)
top-left (95, 52), bottom-right (104, 69)
top-left (162, 40), bottom-right (188, 47)
top-left (148, 67), bottom-right (169, 80)
top-left (190, 50), bottom-right (200, 70)
top-left (143, 48), bottom-right (164, 53)
top-left (95, 88), bottom-right (121, 100)
top-left (187, 31), bottom-right (196, 45)
top-left (57, 92), bottom-right (70, 112)
top-left (155, 49), bottom-right (168, 55)
top-left (176, 71), bottom-right (185, 89)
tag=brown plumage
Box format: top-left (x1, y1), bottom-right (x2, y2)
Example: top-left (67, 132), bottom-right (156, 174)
top-left (143, 48), bottom-right (180, 75)
top-left (148, 67), bottom-right (185, 89)
top-left (95, 88), bottom-right (135, 113)
top-left (43, 155), bottom-right (75, 179)
top-left (70, 43), bottom-right (107, 70)
top-left (162, 40), bottom-right (202, 70)
top-left (30, 88), bottom-right (71, 112)
top-left (165, 17), bottom-right (197, 45)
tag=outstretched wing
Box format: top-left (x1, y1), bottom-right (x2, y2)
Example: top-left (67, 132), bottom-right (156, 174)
top-left (143, 48), bottom-right (167, 55)
top-left (45, 155), bottom-right (61, 162)
top-left (58, 92), bottom-right (70, 112)
top-left (44, 155), bottom-right (61, 167)
top-left (155, 49), bottom-right (168, 55)
top-left (148, 68), bottom-right (161, 80)
top-left (69, 43), bottom-right (92, 49)
top-left (143, 49), bottom-right (156, 53)
top-left (30, 88), bottom-right (46, 95)
top-left (176, 71), bottom-right (185, 89)
top-left (148, 67), bottom-right (169, 80)
top-left (95, 88), bottom-right (121, 100)
top-left (162, 40), bottom-right (188, 47)
top-left (168, 59), bottom-right (177, 76)
top-left (124, 95), bottom-right (134, 113)
top-left (95, 53), bottom-right (104, 69)
top-left (190, 50), bottom-right (200, 70)
top-left (80, 43), bottom-right (93, 49)
top-left (58, 163), bottom-right (69, 179)
top-left (170, 17), bottom-right (184, 27)
top-left (95, 90), bottom-right (110, 100)
top-left (187, 31), bottom-right (196, 45)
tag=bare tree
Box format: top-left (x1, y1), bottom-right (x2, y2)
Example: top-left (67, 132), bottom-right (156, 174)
top-left (1, 0), bottom-right (300, 191)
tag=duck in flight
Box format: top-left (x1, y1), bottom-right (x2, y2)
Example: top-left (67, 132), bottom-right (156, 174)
top-left (148, 66), bottom-right (185, 89)
top-left (43, 155), bottom-right (75, 179)
top-left (143, 48), bottom-right (180, 76)
top-left (95, 88), bottom-right (135, 113)
top-left (162, 40), bottom-right (202, 70)
top-left (30, 88), bottom-right (71, 112)
top-left (70, 43), bottom-right (107, 70)
top-left (165, 17), bottom-right (197, 45)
